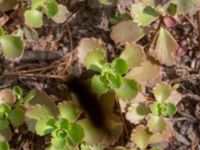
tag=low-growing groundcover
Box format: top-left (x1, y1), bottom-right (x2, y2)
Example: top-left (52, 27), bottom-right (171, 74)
top-left (0, 0), bottom-right (200, 149)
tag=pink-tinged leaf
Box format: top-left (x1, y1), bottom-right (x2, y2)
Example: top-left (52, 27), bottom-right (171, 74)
top-left (125, 59), bottom-right (161, 85)
top-left (110, 20), bottom-right (149, 44)
top-left (166, 90), bottom-right (183, 105)
top-left (149, 119), bottom-right (173, 144)
top-left (0, 89), bottom-right (16, 106)
top-left (77, 38), bottom-right (105, 67)
top-left (0, 127), bottom-right (12, 141)
top-left (131, 125), bottom-right (152, 149)
top-left (150, 27), bottom-right (178, 66)
top-left (120, 43), bottom-right (145, 68)
top-left (163, 16), bottom-right (177, 28)
top-left (52, 4), bottom-right (70, 23)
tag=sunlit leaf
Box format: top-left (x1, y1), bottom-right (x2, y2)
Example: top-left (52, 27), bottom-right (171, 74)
top-left (151, 102), bottom-right (161, 116)
top-left (0, 89), bottom-right (16, 105)
top-left (147, 115), bottom-right (166, 133)
top-left (126, 103), bottom-right (149, 124)
top-left (44, 1), bottom-right (58, 18)
top-left (166, 90), bottom-right (182, 105)
top-left (131, 2), bottom-right (159, 26)
top-left (24, 9), bottom-right (43, 28)
top-left (52, 4), bottom-right (70, 23)
top-left (58, 101), bottom-right (82, 123)
top-left (55, 118), bottom-right (70, 131)
top-left (35, 118), bottom-right (56, 136)
top-left (68, 123), bottom-right (84, 144)
top-left (23, 89), bottom-right (37, 103)
top-left (31, 0), bottom-right (45, 9)
top-left (13, 86), bottom-right (23, 100)
top-left (8, 107), bottom-right (25, 126)
top-left (131, 125), bottom-right (152, 149)
top-left (104, 72), bottom-right (121, 89)
top-left (153, 82), bottom-right (171, 103)
top-left (0, 35), bottom-right (24, 60)
top-left (85, 50), bottom-right (106, 71)
top-left (150, 27), bottom-right (178, 66)
top-left (120, 43), bottom-right (145, 68)
top-left (126, 59), bottom-right (161, 85)
top-left (51, 136), bottom-right (67, 149)
top-left (77, 38), bottom-right (105, 68)
top-left (114, 78), bottom-right (140, 100)
top-left (0, 141), bottom-right (9, 150)
top-left (0, 104), bottom-right (11, 114)
top-left (160, 103), bottom-right (176, 117)
top-left (110, 20), bottom-right (149, 44)
top-left (0, 0), bottom-right (18, 12)
top-left (111, 58), bottom-right (128, 75)
top-left (91, 75), bottom-right (109, 94)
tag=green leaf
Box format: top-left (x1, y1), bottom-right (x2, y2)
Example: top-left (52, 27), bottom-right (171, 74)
top-left (85, 50), bottom-right (106, 72)
top-left (24, 9), bottom-right (43, 28)
top-left (58, 101), bottom-right (82, 123)
top-left (0, 118), bottom-right (9, 129)
top-left (68, 123), bottom-right (84, 144)
top-left (147, 115), bottom-right (166, 133)
top-left (111, 58), bottom-right (128, 75)
top-left (13, 86), bottom-right (23, 100)
top-left (131, 3), bottom-right (159, 26)
top-left (110, 20), bottom-right (149, 44)
top-left (23, 89), bottom-right (37, 103)
top-left (0, 104), bottom-right (11, 114)
top-left (8, 107), bottom-right (25, 126)
top-left (35, 118), bottom-right (56, 136)
top-left (0, 27), bottom-right (5, 36)
top-left (114, 78), bottom-right (140, 100)
top-left (160, 103), bottom-right (176, 117)
top-left (151, 147), bottom-right (161, 150)
top-left (98, 0), bottom-right (113, 5)
top-left (167, 3), bottom-right (177, 16)
top-left (0, 141), bottom-right (9, 150)
top-left (131, 125), bottom-right (152, 149)
top-left (52, 4), bottom-right (70, 23)
top-left (104, 72), bottom-right (121, 89)
top-left (151, 102), bottom-right (161, 116)
top-left (31, 0), bottom-right (45, 9)
top-left (120, 43), bottom-right (145, 68)
top-left (44, 1), bottom-right (58, 18)
top-left (0, 127), bottom-right (12, 141)
top-left (51, 136), bottom-right (67, 149)
top-left (55, 119), bottom-right (70, 131)
top-left (0, 89), bottom-right (16, 105)
top-left (153, 83), bottom-right (171, 103)
top-left (0, 35), bottom-right (24, 59)
top-left (91, 75), bottom-right (109, 94)
top-left (150, 27), bottom-right (178, 66)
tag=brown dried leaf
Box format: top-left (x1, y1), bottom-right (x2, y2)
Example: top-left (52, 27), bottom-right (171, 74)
top-left (110, 20), bottom-right (149, 44)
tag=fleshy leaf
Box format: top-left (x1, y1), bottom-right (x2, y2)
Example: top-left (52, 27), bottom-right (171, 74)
top-left (110, 20), bottom-right (149, 44)
top-left (35, 118), bottom-right (56, 136)
top-left (126, 103), bottom-right (149, 124)
top-left (125, 59), bottom-right (161, 85)
top-left (0, 89), bottom-right (16, 105)
top-left (51, 136), bottom-right (67, 149)
top-left (58, 101), bottom-right (82, 122)
top-left (0, 127), bottom-right (12, 141)
top-left (104, 72), bottom-right (121, 89)
top-left (24, 9), bottom-right (43, 28)
top-left (166, 90), bottom-right (182, 105)
top-left (91, 75), bottom-right (109, 94)
top-left (151, 102), bottom-right (161, 116)
top-left (0, 35), bottom-right (24, 59)
top-left (0, 104), bottom-right (11, 114)
top-left (114, 78), bottom-right (140, 100)
top-left (0, 141), bottom-right (9, 150)
top-left (31, 0), bottom-right (45, 9)
top-left (150, 27), bottom-right (178, 66)
top-left (131, 125), bottom-right (152, 149)
top-left (13, 86), bottom-right (23, 100)
top-left (55, 118), bottom-right (70, 131)
top-left (23, 89), bottom-right (37, 104)
top-left (131, 2), bottom-right (159, 26)
top-left (0, 0), bottom-right (18, 12)
top-left (52, 4), bottom-right (70, 23)
top-left (43, 1), bottom-right (58, 18)
top-left (167, 3), bottom-right (177, 16)
top-left (160, 103), bottom-right (176, 117)
top-left (147, 115), bottom-right (166, 133)
top-left (120, 43), bottom-right (145, 68)
top-left (85, 50), bottom-right (106, 71)
top-left (153, 82), bottom-right (171, 103)
top-left (68, 123), bottom-right (84, 144)
top-left (8, 107), bottom-right (25, 126)
top-left (0, 118), bottom-right (9, 129)
top-left (77, 38), bottom-right (105, 68)
top-left (111, 58), bottom-right (128, 75)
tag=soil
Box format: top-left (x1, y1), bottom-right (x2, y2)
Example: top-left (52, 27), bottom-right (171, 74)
top-left (1, 0), bottom-right (200, 150)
